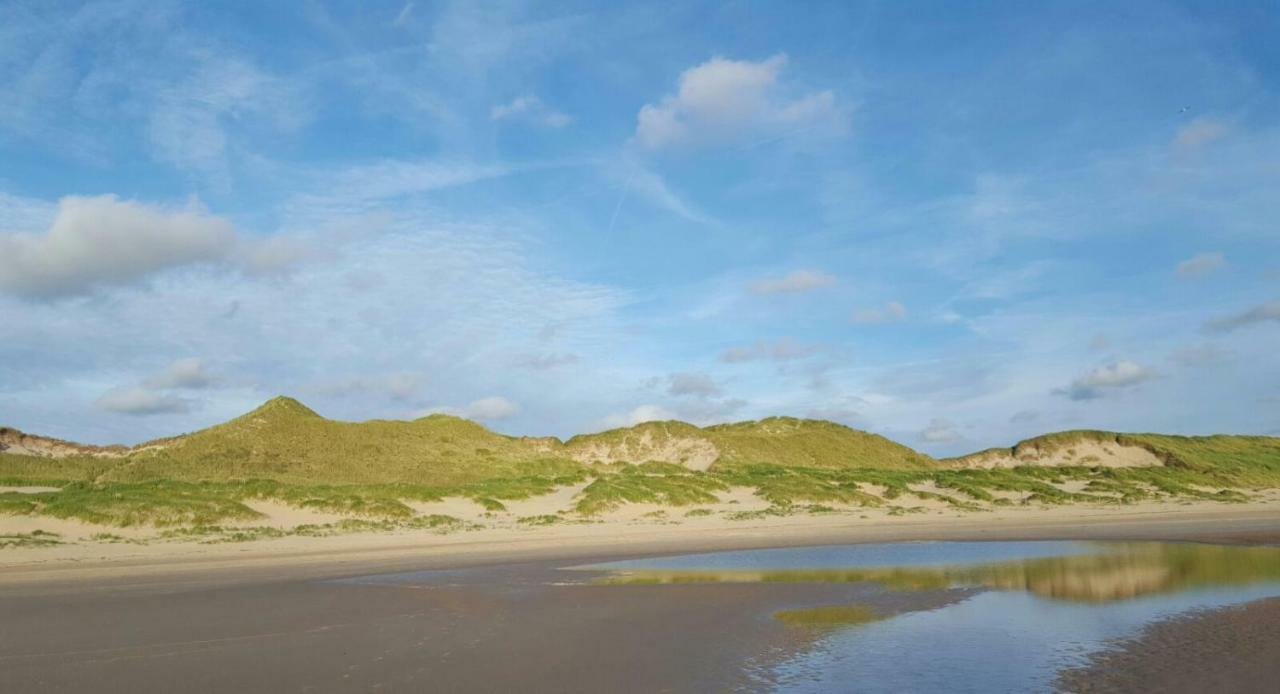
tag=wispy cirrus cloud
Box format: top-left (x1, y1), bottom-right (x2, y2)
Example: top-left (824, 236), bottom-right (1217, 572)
top-left (721, 337), bottom-right (819, 363)
top-left (852, 301), bottom-right (907, 324)
top-left (1203, 301), bottom-right (1280, 334)
top-left (491, 94), bottom-right (571, 128)
top-left (1175, 251), bottom-right (1226, 278)
top-left (749, 269), bottom-right (836, 295)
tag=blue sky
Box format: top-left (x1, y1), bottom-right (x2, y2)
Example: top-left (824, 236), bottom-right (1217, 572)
top-left (2, 0), bottom-right (1278, 455)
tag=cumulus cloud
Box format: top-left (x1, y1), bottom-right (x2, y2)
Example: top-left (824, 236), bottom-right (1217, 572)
top-left (749, 269), bottom-right (836, 295)
top-left (920, 418), bottom-right (962, 443)
top-left (600, 404), bottom-right (677, 429)
top-left (1175, 251), bottom-right (1226, 278)
top-left (1055, 360), bottom-right (1156, 401)
top-left (422, 396), bottom-right (520, 422)
top-left (95, 387), bottom-right (191, 416)
top-left (666, 372), bottom-right (722, 399)
top-left (1173, 117), bottom-right (1227, 150)
top-left (635, 54), bottom-right (845, 150)
top-left (0, 195), bottom-right (314, 299)
top-left (490, 95), bottom-right (571, 128)
top-left (851, 301), bottom-right (907, 324)
top-left (144, 358), bottom-right (217, 390)
top-left (1203, 301), bottom-right (1280, 334)
top-left (0, 195), bottom-right (235, 298)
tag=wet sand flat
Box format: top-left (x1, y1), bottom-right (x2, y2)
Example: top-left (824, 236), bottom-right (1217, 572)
top-left (0, 558), bottom-right (966, 693)
top-left (1059, 596), bottom-right (1280, 693)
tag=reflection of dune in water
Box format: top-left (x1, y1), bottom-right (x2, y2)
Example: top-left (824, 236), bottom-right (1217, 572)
top-left (596, 543), bottom-right (1280, 603)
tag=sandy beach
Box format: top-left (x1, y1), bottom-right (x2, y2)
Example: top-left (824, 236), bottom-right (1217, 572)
top-left (1058, 596), bottom-right (1280, 693)
top-left (3, 499), bottom-right (1279, 692)
top-left (3, 495), bottom-right (1278, 589)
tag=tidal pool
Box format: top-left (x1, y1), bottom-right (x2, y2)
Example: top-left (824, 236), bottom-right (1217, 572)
top-left (585, 541), bottom-right (1280, 692)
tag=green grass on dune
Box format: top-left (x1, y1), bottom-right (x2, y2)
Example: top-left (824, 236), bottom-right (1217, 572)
top-left (705, 417), bottom-right (935, 470)
top-left (104, 397), bottom-right (568, 486)
top-left (2, 398), bottom-right (1277, 532)
top-left (574, 464), bottom-right (727, 515)
top-left (1, 481), bottom-right (263, 527)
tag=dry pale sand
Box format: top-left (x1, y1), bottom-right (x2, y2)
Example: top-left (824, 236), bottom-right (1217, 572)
top-left (3, 490), bottom-right (1279, 590)
top-left (0, 485), bottom-right (62, 494)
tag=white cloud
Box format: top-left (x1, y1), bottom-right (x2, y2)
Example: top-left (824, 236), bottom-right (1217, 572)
top-left (237, 234), bottom-right (321, 276)
top-left (720, 337), bottom-right (818, 363)
top-left (490, 95), bottom-right (571, 128)
top-left (0, 194), bottom-right (313, 299)
top-left (1174, 117), bottom-right (1228, 150)
top-left (749, 269), bottom-right (836, 295)
top-left (1175, 251), bottom-right (1226, 278)
top-left (852, 301), bottom-right (907, 324)
top-left (600, 404), bottom-right (677, 429)
top-left (95, 387), bottom-right (191, 416)
top-left (920, 418), bottom-right (962, 443)
top-left (145, 358), bottom-right (216, 390)
top-left (422, 396), bottom-right (520, 421)
top-left (0, 195), bottom-right (234, 298)
top-left (462, 396), bottom-right (520, 420)
top-left (1203, 300), bottom-right (1280, 334)
top-left (666, 372), bottom-right (722, 398)
top-left (618, 162), bottom-right (716, 225)
top-left (1055, 360), bottom-right (1156, 401)
top-left (635, 54), bottom-right (845, 150)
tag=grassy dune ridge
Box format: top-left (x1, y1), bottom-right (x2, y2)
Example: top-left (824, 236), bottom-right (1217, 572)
top-left (2, 397), bottom-right (1278, 531)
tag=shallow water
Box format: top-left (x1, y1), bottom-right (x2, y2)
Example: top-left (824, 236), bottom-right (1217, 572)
top-left (587, 541), bottom-right (1280, 693)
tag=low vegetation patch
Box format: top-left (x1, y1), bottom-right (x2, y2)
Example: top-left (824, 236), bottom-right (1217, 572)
top-left (0, 530), bottom-right (63, 549)
top-left (774, 604), bottom-right (883, 628)
top-left (517, 514), bottom-right (564, 526)
top-left (574, 466), bottom-right (727, 515)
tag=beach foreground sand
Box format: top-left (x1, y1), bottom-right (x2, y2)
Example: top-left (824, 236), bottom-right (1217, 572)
top-left (2, 502), bottom-right (1278, 693)
top-left (1058, 596), bottom-right (1280, 693)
